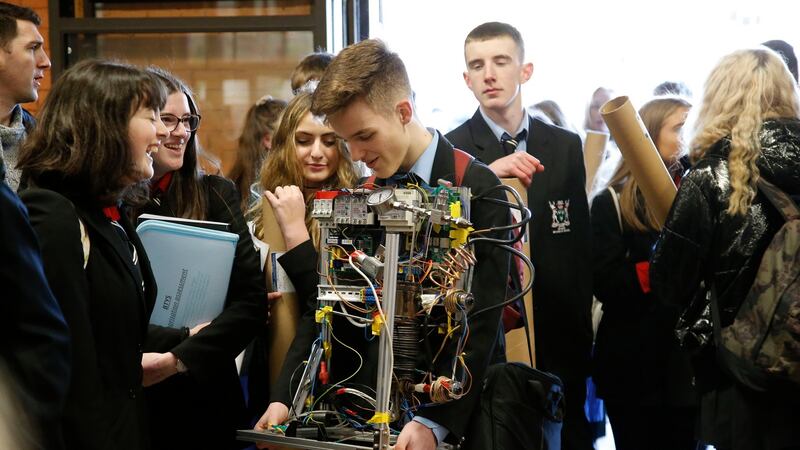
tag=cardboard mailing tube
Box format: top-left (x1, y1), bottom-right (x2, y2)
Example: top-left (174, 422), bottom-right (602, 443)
top-left (263, 202), bottom-right (301, 386)
top-left (583, 131), bottom-right (609, 193)
top-left (600, 96), bottom-right (676, 227)
top-left (501, 178), bottom-right (536, 368)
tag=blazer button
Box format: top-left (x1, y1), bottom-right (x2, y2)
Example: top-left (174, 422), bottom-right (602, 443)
top-left (129, 388), bottom-right (136, 399)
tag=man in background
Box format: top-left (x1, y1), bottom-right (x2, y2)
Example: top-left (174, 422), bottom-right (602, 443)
top-left (0, 2), bottom-right (50, 190)
top-left (446, 21), bottom-right (593, 450)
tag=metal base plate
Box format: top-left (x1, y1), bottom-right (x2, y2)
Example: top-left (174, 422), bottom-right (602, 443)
top-left (237, 430), bottom-right (370, 450)
top-left (237, 429), bottom-right (454, 450)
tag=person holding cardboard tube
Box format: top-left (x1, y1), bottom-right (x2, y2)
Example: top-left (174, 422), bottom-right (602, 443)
top-left (601, 96), bottom-right (678, 226)
top-left (446, 22), bottom-right (593, 450)
top-left (591, 96), bottom-right (698, 450)
top-left (651, 47), bottom-right (800, 450)
top-left (250, 87), bottom-right (359, 431)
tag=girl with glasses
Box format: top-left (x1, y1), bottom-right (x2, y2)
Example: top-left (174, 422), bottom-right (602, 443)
top-left (135, 66), bottom-right (268, 450)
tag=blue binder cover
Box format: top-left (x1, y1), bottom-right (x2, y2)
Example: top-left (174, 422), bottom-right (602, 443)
top-left (137, 220), bottom-right (239, 329)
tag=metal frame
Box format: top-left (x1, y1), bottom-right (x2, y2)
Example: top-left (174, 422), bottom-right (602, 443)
top-left (48, 0), bottom-right (346, 78)
top-left (238, 188), bottom-right (475, 450)
top-left (372, 232), bottom-right (399, 449)
top-left (238, 429), bottom-right (454, 450)
top-left (236, 232), bottom-right (405, 450)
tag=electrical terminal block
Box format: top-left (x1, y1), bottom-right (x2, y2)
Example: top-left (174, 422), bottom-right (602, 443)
top-left (311, 198), bottom-right (334, 218)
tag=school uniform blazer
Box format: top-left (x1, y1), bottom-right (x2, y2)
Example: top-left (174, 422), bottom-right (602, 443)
top-left (413, 133), bottom-right (510, 439)
top-left (0, 182), bottom-right (70, 450)
top-left (271, 133), bottom-right (510, 441)
top-left (140, 175), bottom-right (266, 449)
top-left (20, 186), bottom-right (156, 450)
top-left (447, 112), bottom-right (594, 381)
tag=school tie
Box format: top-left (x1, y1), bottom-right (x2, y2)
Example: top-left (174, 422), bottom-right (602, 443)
top-left (387, 171), bottom-right (425, 187)
top-left (387, 171), bottom-right (410, 186)
top-left (501, 129), bottom-right (528, 155)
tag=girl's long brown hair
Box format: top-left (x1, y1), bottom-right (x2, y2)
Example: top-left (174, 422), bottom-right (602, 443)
top-left (250, 91), bottom-right (358, 244)
top-left (606, 96), bottom-right (691, 232)
top-left (229, 97), bottom-right (287, 211)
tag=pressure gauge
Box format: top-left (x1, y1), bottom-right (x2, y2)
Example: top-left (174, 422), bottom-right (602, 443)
top-left (366, 187), bottom-right (396, 215)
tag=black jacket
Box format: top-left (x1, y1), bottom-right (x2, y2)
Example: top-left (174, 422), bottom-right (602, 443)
top-left (271, 133), bottom-right (510, 441)
top-left (20, 185), bottom-right (156, 450)
top-left (651, 119), bottom-right (800, 345)
top-left (447, 112), bottom-right (593, 380)
top-left (651, 118), bottom-right (800, 448)
top-left (1, 182), bottom-right (70, 450)
top-left (139, 175), bottom-right (266, 450)
top-left (591, 188), bottom-right (694, 406)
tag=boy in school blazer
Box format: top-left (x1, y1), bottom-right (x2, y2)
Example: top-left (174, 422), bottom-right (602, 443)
top-left (446, 22), bottom-right (593, 450)
top-left (256, 39), bottom-right (511, 449)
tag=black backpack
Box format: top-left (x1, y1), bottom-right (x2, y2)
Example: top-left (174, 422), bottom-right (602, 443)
top-left (461, 362), bottom-right (564, 450)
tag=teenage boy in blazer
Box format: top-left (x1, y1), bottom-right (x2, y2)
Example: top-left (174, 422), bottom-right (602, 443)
top-left (446, 22), bottom-right (593, 450)
top-left (256, 39), bottom-right (511, 450)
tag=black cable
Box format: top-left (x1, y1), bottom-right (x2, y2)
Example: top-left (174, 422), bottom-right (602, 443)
top-left (469, 201), bottom-right (531, 239)
top-left (470, 183), bottom-right (531, 244)
top-left (472, 183), bottom-right (525, 203)
top-left (473, 196), bottom-right (526, 211)
top-left (469, 200), bottom-right (530, 245)
top-left (468, 244), bottom-right (534, 319)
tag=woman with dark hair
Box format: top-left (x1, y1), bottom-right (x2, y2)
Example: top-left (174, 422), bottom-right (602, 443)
top-left (136, 67), bottom-right (267, 450)
top-left (591, 96), bottom-right (698, 450)
top-left (17, 59), bottom-right (168, 450)
top-left (652, 47), bottom-right (800, 450)
top-left (229, 96), bottom-right (288, 211)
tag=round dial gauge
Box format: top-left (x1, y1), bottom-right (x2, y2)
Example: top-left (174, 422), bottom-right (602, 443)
top-left (366, 187), bottom-right (396, 214)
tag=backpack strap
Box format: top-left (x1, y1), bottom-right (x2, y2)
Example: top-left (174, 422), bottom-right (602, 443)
top-left (757, 179), bottom-right (800, 221)
top-left (452, 148), bottom-right (475, 187)
top-left (607, 186), bottom-right (623, 233)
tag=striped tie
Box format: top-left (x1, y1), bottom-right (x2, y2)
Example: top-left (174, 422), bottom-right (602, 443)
top-left (501, 130), bottom-right (527, 155)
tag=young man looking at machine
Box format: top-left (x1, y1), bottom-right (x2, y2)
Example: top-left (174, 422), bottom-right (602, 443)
top-left (255, 39), bottom-right (512, 450)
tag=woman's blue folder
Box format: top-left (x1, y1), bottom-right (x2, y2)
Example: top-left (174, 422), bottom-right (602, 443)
top-left (137, 220), bottom-right (239, 329)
